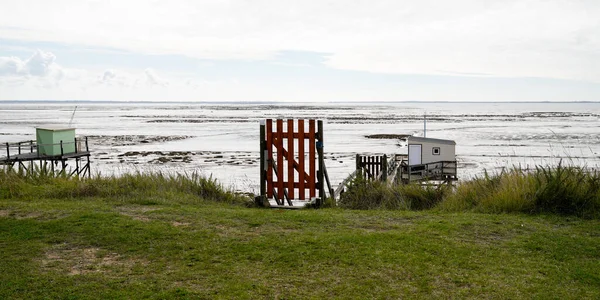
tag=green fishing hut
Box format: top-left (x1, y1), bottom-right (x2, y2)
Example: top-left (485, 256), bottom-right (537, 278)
top-left (36, 127), bottom-right (76, 156)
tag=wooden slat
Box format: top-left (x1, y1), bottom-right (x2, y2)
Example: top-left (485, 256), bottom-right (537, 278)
top-left (271, 137), bottom-right (312, 183)
top-left (287, 119), bottom-right (295, 200)
top-left (277, 119), bottom-right (284, 201)
top-left (361, 156), bottom-right (365, 177)
top-left (369, 156), bottom-right (373, 179)
top-left (376, 156), bottom-right (380, 178)
top-left (279, 132), bottom-right (314, 139)
top-left (266, 119), bottom-right (273, 198)
top-left (298, 119), bottom-right (305, 200)
top-left (309, 120), bottom-right (316, 198)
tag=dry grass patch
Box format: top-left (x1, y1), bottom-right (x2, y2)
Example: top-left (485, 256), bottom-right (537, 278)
top-left (172, 221), bottom-right (191, 227)
top-left (40, 243), bottom-right (147, 276)
top-left (116, 206), bottom-right (161, 222)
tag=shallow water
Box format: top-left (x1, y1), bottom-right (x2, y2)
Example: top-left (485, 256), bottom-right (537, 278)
top-left (1, 101), bottom-right (599, 192)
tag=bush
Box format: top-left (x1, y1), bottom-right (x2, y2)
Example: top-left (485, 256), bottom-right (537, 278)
top-left (532, 164), bottom-right (600, 218)
top-left (338, 174), bottom-right (449, 210)
top-left (438, 163), bottom-right (600, 218)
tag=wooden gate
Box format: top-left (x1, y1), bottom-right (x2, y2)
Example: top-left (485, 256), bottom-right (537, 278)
top-left (258, 119), bottom-right (328, 207)
top-left (356, 154), bottom-right (388, 181)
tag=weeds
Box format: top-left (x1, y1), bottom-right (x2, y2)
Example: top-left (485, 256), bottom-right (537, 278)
top-left (440, 163), bottom-right (600, 218)
top-left (0, 168), bottom-right (250, 206)
top-left (2, 162), bottom-right (600, 218)
top-left (338, 174), bottom-right (449, 210)
top-left (339, 163), bottom-right (600, 218)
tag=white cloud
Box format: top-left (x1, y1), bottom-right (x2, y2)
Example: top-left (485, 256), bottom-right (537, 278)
top-left (0, 0), bottom-right (599, 81)
top-left (101, 69), bottom-right (116, 82)
top-left (144, 68), bottom-right (168, 87)
top-left (24, 49), bottom-right (56, 76)
top-left (0, 50), bottom-right (66, 88)
top-left (0, 56), bottom-right (24, 76)
top-left (0, 50), bottom-right (173, 94)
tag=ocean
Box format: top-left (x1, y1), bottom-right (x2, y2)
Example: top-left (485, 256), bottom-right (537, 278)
top-left (1, 101), bottom-right (599, 192)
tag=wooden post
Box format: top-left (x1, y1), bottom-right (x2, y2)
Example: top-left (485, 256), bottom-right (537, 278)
top-left (368, 156), bottom-right (373, 180)
top-left (308, 120), bottom-right (316, 198)
top-left (75, 157), bottom-right (80, 177)
top-left (276, 120), bottom-right (284, 202)
top-left (85, 137), bottom-right (91, 178)
top-left (266, 119), bottom-right (273, 199)
top-left (259, 121), bottom-right (266, 202)
top-left (5, 143), bottom-right (9, 160)
top-left (317, 120), bottom-right (325, 202)
top-left (60, 140), bottom-right (64, 157)
top-left (355, 154), bottom-right (360, 174)
top-left (382, 154), bottom-right (388, 182)
top-left (287, 119), bottom-right (294, 200)
top-left (298, 120), bottom-right (305, 200)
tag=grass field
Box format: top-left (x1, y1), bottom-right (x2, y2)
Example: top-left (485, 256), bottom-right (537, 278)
top-left (1, 171), bottom-right (599, 298)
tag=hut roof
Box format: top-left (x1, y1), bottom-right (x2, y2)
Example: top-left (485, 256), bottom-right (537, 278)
top-left (407, 136), bottom-right (456, 145)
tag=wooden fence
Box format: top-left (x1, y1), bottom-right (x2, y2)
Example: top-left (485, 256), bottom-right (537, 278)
top-left (258, 119), bottom-right (332, 207)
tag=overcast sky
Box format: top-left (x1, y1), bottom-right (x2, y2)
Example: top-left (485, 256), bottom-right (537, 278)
top-left (1, 0), bottom-right (599, 102)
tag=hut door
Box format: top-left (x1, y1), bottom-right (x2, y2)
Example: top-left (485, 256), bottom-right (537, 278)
top-left (408, 144), bottom-right (422, 165)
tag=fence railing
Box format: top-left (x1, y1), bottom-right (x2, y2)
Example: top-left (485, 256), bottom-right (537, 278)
top-left (1, 137), bottom-right (89, 161)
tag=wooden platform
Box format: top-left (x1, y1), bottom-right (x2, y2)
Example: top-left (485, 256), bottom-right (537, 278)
top-left (0, 151), bottom-right (91, 163)
top-left (1, 138), bottom-right (92, 178)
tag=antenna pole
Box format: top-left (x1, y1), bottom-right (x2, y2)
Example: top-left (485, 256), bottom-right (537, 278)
top-left (424, 111), bottom-right (427, 137)
top-left (68, 106), bottom-right (78, 127)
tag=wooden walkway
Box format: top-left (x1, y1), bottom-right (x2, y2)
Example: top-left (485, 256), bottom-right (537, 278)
top-left (0, 138), bottom-right (92, 177)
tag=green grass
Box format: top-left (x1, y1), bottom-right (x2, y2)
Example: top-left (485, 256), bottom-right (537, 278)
top-left (1, 169), bottom-right (599, 298)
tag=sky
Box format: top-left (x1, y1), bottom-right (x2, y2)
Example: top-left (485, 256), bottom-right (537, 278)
top-left (0, 0), bottom-right (599, 102)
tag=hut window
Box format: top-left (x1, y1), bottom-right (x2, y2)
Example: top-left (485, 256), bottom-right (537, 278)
top-left (432, 147), bottom-right (440, 155)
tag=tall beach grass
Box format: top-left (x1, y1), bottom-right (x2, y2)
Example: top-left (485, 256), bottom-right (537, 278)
top-left (0, 167), bottom-right (251, 206)
top-left (339, 162), bottom-right (600, 218)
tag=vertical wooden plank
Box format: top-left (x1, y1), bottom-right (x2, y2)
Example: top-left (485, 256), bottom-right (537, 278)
top-left (372, 156), bottom-right (375, 179)
top-left (308, 120), bottom-right (316, 198)
top-left (359, 155), bottom-right (362, 177)
top-left (370, 156), bottom-right (374, 180)
top-left (298, 120), bottom-right (305, 200)
top-left (373, 156), bottom-right (377, 179)
top-left (378, 156), bottom-right (382, 178)
top-left (277, 119), bottom-right (284, 201)
top-left (266, 119), bottom-right (273, 198)
top-left (259, 121), bottom-right (266, 199)
top-left (317, 120), bottom-right (325, 201)
top-left (287, 119), bottom-right (295, 200)
top-left (382, 154), bottom-right (388, 182)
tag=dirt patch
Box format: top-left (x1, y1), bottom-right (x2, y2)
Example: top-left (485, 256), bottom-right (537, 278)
top-left (117, 206), bottom-right (161, 222)
top-left (114, 150), bottom-right (258, 167)
top-left (365, 134), bottom-right (411, 139)
top-left (41, 244), bottom-right (146, 276)
top-left (87, 135), bottom-right (193, 147)
top-left (14, 212), bottom-right (43, 219)
top-left (172, 221), bottom-right (191, 227)
top-left (0, 209), bottom-right (69, 220)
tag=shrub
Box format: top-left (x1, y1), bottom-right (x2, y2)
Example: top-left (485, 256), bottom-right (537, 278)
top-left (438, 163), bottom-right (600, 218)
top-left (338, 174), bottom-right (449, 210)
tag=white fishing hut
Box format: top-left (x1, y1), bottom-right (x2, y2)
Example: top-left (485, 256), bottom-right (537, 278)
top-left (406, 136), bottom-right (456, 166)
top-left (395, 136), bottom-right (457, 184)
